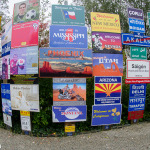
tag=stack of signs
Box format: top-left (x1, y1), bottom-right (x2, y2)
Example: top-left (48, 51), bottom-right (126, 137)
top-left (1, 84), bottom-right (12, 127)
top-left (50, 5), bottom-right (89, 124)
top-left (91, 12), bottom-right (122, 126)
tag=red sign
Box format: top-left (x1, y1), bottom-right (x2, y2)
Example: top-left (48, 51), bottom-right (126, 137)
top-left (125, 79), bottom-right (150, 84)
top-left (11, 20), bottom-right (39, 48)
top-left (128, 110), bottom-right (144, 120)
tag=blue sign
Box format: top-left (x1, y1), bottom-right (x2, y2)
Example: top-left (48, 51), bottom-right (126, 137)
top-left (50, 25), bottom-right (88, 48)
top-left (1, 84), bottom-right (10, 100)
top-left (52, 106), bottom-right (87, 122)
top-left (122, 33), bottom-right (150, 47)
top-left (92, 104), bottom-right (122, 126)
top-left (128, 18), bottom-right (145, 33)
top-left (2, 98), bottom-right (12, 116)
top-left (95, 77), bottom-right (122, 105)
top-left (2, 42), bottom-right (11, 57)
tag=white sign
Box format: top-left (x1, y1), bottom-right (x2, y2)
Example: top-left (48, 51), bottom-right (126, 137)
top-left (21, 116), bottom-right (31, 131)
top-left (3, 113), bottom-right (12, 127)
top-left (126, 60), bottom-right (150, 79)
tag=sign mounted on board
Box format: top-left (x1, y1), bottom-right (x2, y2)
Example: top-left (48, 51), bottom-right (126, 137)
top-left (128, 110), bottom-right (144, 120)
top-left (3, 113), bottom-right (12, 127)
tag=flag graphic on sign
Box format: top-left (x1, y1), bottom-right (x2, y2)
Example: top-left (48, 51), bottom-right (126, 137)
top-left (65, 28), bottom-right (73, 42)
top-left (63, 10), bottom-right (76, 20)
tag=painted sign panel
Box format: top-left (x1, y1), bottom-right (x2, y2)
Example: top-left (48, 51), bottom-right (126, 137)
top-left (39, 48), bottom-right (92, 78)
top-left (128, 18), bottom-right (145, 33)
top-left (128, 7), bottom-right (144, 20)
top-left (126, 60), bottom-right (150, 79)
top-left (2, 98), bottom-right (12, 116)
top-left (93, 53), bottom-right (123, 76)
top-left (52, 105), bottom-right (87, 122)
top-left (128, 110), bottom-right (144, 120)
top-left (1, 83), bottom-right (10, 100)
top-left (95, 77), bottom-right (122, 105)
top-left (2, 54), bottom-right (10, 79)
top-left (125, 79), bottom-right (150, 84)
top-left (3, 113), bottom-right (12, 127)
top-left (130, 46), bottom-right (147, 60)
top-left (122, 33), bottom-right (150, 47)
top-left (92, 32), bottom-right (122, 53)
top-left (13, 0), bottom-right (40, 25)
top-left (10, 46), bottom-right (38, 75)
top-left (50, 25), bottom-right (87, 48)
top-left (10, 84), bottom-right (39, 112)
top-left (52, 5), bottom-right (85, 26)
top-left (92, 104), bottom-right (122, 126)
top-left (53, 78), bottom-right (86, 106)
top-left (91, 12), bottom-right (121, 33)
top-left (11, 20), bottom-right (39, 48)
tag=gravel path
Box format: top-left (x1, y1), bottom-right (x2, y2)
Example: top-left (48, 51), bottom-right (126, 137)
top-left (0, 122), bottom-right (150, 150)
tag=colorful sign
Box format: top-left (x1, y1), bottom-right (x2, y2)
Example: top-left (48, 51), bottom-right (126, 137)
top-left (10, 46), bottom-right (38, 75)
top-left (2, 54), bottom-right (10, 79)
top-left (128, 7), bottom-right (144, 20)
top-left (130, 46), bottom-right (147, 60)
top-left (126, 60), bottom-right (150, 79)
top-left (2, 98), bottom-right (12, 116)
top-left (92, 32), bottom-right (122, 53)
top-left (94, 77), bottom-right (122, 105)
top-left (52, 5), bottom-right (85, 26)
top-left (52, 105), bottom-right (87, 122)
top-left (91, 12), bottom-right (121, 33)
top-left (53, 78), bottom-right (86, 106)
top-left (1, 83), bottom-right (10, 100)
top-left (128, 18), bottom-right (145, 33)
top-left (39, 48), bottom-right (92, 78)
top-left (3, 113), bottom-right (12, 127)
top-left (50, 25), bottom-right (87, 48)
top-left (125, 79), bottom-right (150, 84)
top-left (13, 0), bottom-right (40, 25)
top-left (122, 33), bottom-right (150, 47)
top-left (128, 110), bottom-right (144, 120)
top-left (92, 104), bottom-right (122, 126)
top-left (10, 84), bottom-right (39, 112)
top-left (0, 58), bottom-right (2, 79)
top-left (93, 53), bottom-right (123, 76)
top-left (11, 20), bottom-right (39, 48)
top-left (65, 123), bottom-right (75, 133)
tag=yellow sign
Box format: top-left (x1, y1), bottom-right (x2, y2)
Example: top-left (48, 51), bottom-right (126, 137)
top-left (65, 123), bottom-right (75, 133)
top-left (0, 16), bottom-right (2, 31)
top-left (20, 111), bottom-right (30, 116)
top-left (91, 12), bottom-right (121, 33)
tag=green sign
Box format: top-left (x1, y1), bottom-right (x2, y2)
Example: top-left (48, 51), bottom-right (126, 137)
top-left (130, 46), bottom-right (147, 60)
top-left (148, 12), bottom-right (150, 28)
top-left (52, 5), bottom-right (85, 26)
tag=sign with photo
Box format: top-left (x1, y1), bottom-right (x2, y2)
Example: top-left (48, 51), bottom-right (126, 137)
top-left (50, 25), bottom-right (87, 48)
top-left (2, 99), bottom-right (12, 116)
top-left (52, 5), bottom-right (85, 26)
top-left (39, 48), bottom-right (92, 78)
top-left (53, 78), bottom-right (86, 106)
top-left (2, 54), bottom-right (10, 79)
top-left (11, 20), bottom-right (39, 49)
top-left (1, 83), bottom-right (10, 100)
top-left (128, 110), bottom-right (144, 120)
top-left (52, 105), bottom-right (87, 122)
top-left (3, 113), bottom-right (12, 127)
top-left (94, 77), bottom-right (122, 105)
top-left (13, 0), bottom-right (40, 25)
top-left (92, 32), bottom-right (122, 53)
top-left (91, 12), bottom-right (121, 33)
top-left (10, 46), bottom-right (38, 75)
top-left (93, 53), bottom-right (123, 76)
top-left (10, 84), bottom-right (39, 112)
top-left (92, 104), bottom-right (122, 126)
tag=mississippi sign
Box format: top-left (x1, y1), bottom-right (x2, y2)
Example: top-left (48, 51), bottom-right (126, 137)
top-left (52, 105), bottom-right (87, 122)
top-left (94, 77), bottom-right (122, 105)
top-left (91, 12), bottom-right (121, 33)
top-left (130, 46), bottom-right (147, 60)
top-left (92, 104), bottom-right (122, 126)
top-left (122, 33), bottom-right (150, 47)
top-left (128, 110), bottom-right (144, 120)
top-left (50, 25), bottom-right (87, 48)
top-left (52, 5), bottom-right (85, 26)
top-left (92, 32), bottom-right (122, 53)
top-left (1, 83), bottom-right (10, 100)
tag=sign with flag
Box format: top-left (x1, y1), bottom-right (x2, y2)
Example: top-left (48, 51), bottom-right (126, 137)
top-left (52, 5), bottom-right (85, 26)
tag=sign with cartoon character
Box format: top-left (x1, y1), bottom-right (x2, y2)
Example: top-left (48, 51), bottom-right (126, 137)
top-left (52, 5), bottom-right (85, 26)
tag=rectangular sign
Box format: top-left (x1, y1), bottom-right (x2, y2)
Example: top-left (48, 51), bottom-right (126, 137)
top-left (2, 54), bottom-right (10, 79)
top-left (93, 53), bottom-right (123, 76)
top-left (52, 105), bottom-right (87, 122)
top-left (10, 46), bottom-right (38, 75)
top-left (147, 12), bottom-right (150, 27)
top-left (53, 78), bottom-right (86, 106)
top-left (94, 77), bottom-right (122, 105)
top-left (130, 46), bottom-right (147, 60)
top-left (11, 20), bottom-right (39, 48)
top-left (10, 84), bottom-right (39, 112)
top-left (126, 60), bottom-right (150, 79)
top-left (65, 123), bottom-right (75, 133)
top-left (52, 5), bottom-right (85, 26)
top-left (125, 79), bottom-right (150, 84)
top-left (128, 7), bottom-right (144, 20)
top-left (3, 113), bottom-right (12, 127)
top-left (2, 98), bottom-right (12, 116)
top-left (91, 12), bottom-right (121, 33)
top-left (128, 110), bottom-right (144, 120)
top-left (122, 33), bottom-right (150, 47)
top-left (92, 104), bottom-right (122, 126)
top-left (50, 25), bottom-right (87, 48)
top-left (128, 18), bottom-right (145, 33)
top-left (1, 83), bottom-right (10, 100)
top-left (92, 32), bottom-right (122, 53)
top-left (0, 58), bottom-right (2, 79)
top-left (39, 48), bottom-right (92, 78)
